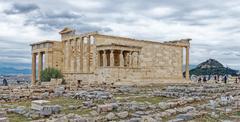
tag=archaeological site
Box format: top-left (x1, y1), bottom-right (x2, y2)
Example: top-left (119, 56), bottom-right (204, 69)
top-left (30, 27), bottom-right (191, 86)
top-left (1, 28), bottom-right (240, 122)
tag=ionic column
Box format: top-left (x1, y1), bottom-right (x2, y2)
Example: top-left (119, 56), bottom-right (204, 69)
top-left (32, 53), bottom-right (36, 85)
top-left (110, 50), bottom-right (114, 66)
top-left (119, 50), bottom-right (124, 67)
top-left (103, 50), bottom-right (107, 67)
top-left (185, 47), bottom-right (190, 80)
top-left (44, 52), bottom-right (48, 69)
top-left (87, 36), bottom-right (91, 72)
top-left (80, 37), bottom-right (84, 72)
top-left (70, 40), bottom-right (76, 73)
top-left (38, 52), bottom-right (43, 81)
top-left (65, 41), bottom-right (70, 72)
top-left (76, 38), bottom-right (81, 73)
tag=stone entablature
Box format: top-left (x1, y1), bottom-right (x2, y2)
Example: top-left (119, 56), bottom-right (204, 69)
top-left (30, 27), bottom-right (191, 85)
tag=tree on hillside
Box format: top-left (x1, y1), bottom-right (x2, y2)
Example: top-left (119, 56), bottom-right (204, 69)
top-left (40, 68), bottom-right (63, 82)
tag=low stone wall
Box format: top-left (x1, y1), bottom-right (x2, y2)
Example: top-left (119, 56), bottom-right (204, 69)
top-left (63, 73), bottom-right (97, 88)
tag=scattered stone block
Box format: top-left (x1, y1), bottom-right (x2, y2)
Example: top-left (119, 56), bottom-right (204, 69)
top-left (31, 100), bottom-right (50, 111)
top-left (116, 111), bottom-right (128, 119)
top-left (0, 117), bottom-right (9, 122)
top-left (106, 112), bottom-right (116, 121)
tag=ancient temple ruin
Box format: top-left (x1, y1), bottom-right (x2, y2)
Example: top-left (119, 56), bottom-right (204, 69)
top-left (30, 28), bottom-right (191, 85)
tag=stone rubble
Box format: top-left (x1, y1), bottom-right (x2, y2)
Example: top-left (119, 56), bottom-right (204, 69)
top-left (1, 84), bottom-right (240, 121)
top-left (0, 111), bottom-right (9, 122)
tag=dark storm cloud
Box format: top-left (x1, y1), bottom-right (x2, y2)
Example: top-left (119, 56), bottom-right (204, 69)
top-left (23, 10), bottom-right (112, 33)
top-left (4, 3), bottom-right (39, 14)
top-left (45, 11), bottom-right (82, 19)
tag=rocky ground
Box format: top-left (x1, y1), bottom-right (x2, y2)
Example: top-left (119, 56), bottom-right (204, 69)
top-left (1, 83), bottom-right (240, 122)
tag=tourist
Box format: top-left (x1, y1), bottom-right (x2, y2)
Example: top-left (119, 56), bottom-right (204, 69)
top-left (198, 77), bottom-right (202, 83)
top-left (3, 79), bottom-right (8, 86)
top-left (223, 75), bottom-right (227, 84)
top-left (238, 76), bottom-right (240, 83)
top-left (203, 76), bottom-right (207, 83)
top-left (214, 75), bottom-right (218, 83)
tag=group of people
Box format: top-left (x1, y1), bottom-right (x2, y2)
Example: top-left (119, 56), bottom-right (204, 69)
top-left (195, 75), bottom-right (229, 84)
top-left (195, 75), bottom-right (240, 84)
top-left (213, 75), bottom-right (228, 84)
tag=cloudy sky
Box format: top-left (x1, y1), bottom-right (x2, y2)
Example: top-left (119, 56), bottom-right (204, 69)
top-left (0, 0), bottom-right (240, 70)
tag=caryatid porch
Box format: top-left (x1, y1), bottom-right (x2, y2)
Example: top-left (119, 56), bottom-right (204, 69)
top-left (96, 44), bottom-right (141, 68)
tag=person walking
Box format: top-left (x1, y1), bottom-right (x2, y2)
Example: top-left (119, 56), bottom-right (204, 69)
top-left (3, 79), bottom-right (8, 86)
top-left (224, 75), bottom-right (227, 84)
top-left (198, 77), bottom-right (202, 83)
top-left (203, 76), bottom-right (207, 83)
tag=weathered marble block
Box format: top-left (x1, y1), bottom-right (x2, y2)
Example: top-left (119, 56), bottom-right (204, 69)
top-left (0, 117), bottom-right (9, 122)
top-left (0, 111), bottom-right (6, 118)
top-left (31, 100), bottom-right (50, 111)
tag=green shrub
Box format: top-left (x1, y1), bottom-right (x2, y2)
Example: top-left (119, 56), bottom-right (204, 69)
top-left (40, 67), bottom-right (63, 82)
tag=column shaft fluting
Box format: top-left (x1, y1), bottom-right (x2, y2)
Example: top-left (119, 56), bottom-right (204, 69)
top-left (32, 53), bottom-right (36, 85)
top-left (38, 52), bottom-right (43, 81)
top-left (185, 47), bottom-right (190, 80)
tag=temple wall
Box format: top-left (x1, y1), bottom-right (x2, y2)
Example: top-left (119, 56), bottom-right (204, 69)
top-left (31, 31), bottom-right (189, 85)
top-left (63, 73), bottom-right (96, 86)
top-left (93, 35), bottom-right (183, 82)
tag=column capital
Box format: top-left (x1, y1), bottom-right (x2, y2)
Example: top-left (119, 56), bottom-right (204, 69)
top-left (103, 50), bottom-right (107, 53)
top-left (110, 49), bottom-right (114, 52)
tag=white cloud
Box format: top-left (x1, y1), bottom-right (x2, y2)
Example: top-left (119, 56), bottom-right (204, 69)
top-left (0, 0), bottom-right (240, 70)
top-left (147, 6), bottom-right (176, 17)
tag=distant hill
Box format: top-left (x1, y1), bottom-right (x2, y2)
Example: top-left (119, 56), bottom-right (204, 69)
top-left (188, 59), bottom-right (238, 76)
top-left (183, 64), bottom-right (197, 71)
top-left (0, 67), bottom-right (31, 75)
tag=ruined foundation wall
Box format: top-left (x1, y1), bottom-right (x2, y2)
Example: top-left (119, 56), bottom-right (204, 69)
top-left (63, 73), bottom-right (96, 86)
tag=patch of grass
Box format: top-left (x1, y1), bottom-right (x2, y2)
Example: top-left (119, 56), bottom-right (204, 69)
top-left (7, 113), bottom-right (30, 122)
top-left (93, 99), bottom-right (105, 104)
top-left (234, 111), bottom-right (240, 116)
top-left (49, 97), bottom-right (83, 108)
top-left (192, 115), bottom-right (218, 122)
top-left (49, 97), bottom-right (92, 115)
top-left (6, 100), bottom-right (31, 108)
top-left (128, 96), bottom-right (171, 104)
top-left (63, 108), bottom-right (92, 115)
top-left (5, 97), bottom-right (86, 121)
